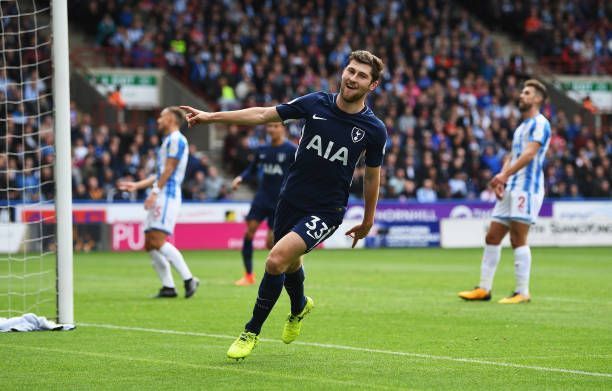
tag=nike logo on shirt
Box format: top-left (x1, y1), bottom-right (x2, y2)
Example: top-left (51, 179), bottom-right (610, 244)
top-left (312, 114), bottom-right (327, 120)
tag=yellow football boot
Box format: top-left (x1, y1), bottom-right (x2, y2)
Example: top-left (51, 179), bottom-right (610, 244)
top-left (498, 292), bottom-right (531, 304)
top-left (281, 296), bottom-right (314, 344)
top-left (227, 331), bottom-right (258, 360)
top-left (458, 287), bottom-right (491, 301)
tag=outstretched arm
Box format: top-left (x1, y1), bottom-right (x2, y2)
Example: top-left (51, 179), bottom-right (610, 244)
top-left (117, 175), bottom-right (156, 192)
top-left (180, 105), bottom-right (281, 127)
top-left (345, 165), bottom-right (381, 248)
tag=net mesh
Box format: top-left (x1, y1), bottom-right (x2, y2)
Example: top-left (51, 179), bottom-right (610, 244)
top-left (0, 0), bottom-right (57, 319)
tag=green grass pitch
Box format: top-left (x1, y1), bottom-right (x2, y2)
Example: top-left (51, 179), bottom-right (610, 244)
top-left (2, 247), bottom-right (611, 389)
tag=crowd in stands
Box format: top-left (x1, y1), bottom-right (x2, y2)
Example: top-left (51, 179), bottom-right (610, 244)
top-left (1, 1), bottom-right (610, 206)
top-left (69, 0), bottom-right (610, 201)
top-left (459, 0), bottom-right (611, 75)
top-left (68, 104), bottom-right (229, 202)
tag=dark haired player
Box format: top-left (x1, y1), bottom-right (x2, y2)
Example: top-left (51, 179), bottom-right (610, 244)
top-left (181, 50), bottom-right (388, 359)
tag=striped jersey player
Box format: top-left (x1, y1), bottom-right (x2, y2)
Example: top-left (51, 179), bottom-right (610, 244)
top-left (118, 107), bottom-right (199, 299)
top-left (459, 79), bottom-right (551, 305)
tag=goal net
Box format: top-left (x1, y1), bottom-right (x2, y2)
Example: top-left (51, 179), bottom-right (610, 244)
top-left (0, 0), bottom-right (72, 323)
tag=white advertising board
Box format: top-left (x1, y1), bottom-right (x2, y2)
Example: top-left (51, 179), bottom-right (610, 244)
top-left (553, 201), bottom-right (612, 219)
top-left (15, 202), bottom-right (252, 224)
top-left (441, 218), bottom-right (612, 248)
top-left (323, 219), bottom-right (366, 249)
top-left (0, 223), bottom-right (26, 253)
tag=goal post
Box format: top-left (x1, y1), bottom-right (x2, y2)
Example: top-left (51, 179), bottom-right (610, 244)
top-left (0, 0), bottom-right (73, 324)
top-left (52, 0), bottom-right (73, 325)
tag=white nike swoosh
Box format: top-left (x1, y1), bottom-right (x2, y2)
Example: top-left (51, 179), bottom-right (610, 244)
top-left (312, 114), bottom-right (327, 120)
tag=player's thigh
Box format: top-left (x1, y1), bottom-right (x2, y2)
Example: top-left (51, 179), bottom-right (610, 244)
top-left (486, 221), bottom-right (509, 245)
top-left (144, 229), bottom-right (167, 250)
top-left (509, 220), bottom-right (530, 248)
top-left (266, 232), bottom-right (308, 274)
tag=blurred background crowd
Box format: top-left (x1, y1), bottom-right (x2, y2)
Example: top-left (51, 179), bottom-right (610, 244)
top-left (1, 0), bottom-right (610, 203)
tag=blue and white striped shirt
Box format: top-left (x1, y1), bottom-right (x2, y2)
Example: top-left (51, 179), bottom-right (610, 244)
top-left (508, 113), bottom-right (551, 195)
top-left (157, 130), bottom-right (188, 199)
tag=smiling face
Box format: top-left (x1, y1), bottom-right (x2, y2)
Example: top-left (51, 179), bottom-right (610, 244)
top-left (339, 60), bottom-right (379, 103)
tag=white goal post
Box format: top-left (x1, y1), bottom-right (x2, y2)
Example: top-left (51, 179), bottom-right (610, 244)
top-left (0, 0), bottom-right (73, 324)
top-left (52, 0), bottom-right (73, 324)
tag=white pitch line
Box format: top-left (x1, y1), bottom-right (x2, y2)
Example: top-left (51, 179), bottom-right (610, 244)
top-left (1, 344), bottom-right (389, 389)
top-left (79, 322), bottom-right (612, 379)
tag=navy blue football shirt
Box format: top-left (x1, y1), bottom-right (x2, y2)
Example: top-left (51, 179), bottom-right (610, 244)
top-left (275, 91), bottom-right (388, 211)
top-left (240, 140), bottom-right (297, 208)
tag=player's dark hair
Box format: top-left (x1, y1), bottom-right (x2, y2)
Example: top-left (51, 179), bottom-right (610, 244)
top-left (524, 79), bottom-right (548, 103)
top-left (166, 106), bottom-right (186, 128)
top-left (348, 50), bottom-right (384, 82)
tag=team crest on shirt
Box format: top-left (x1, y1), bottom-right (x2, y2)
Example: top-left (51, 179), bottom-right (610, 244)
top-left (277, 153), bottom-right (286, 162)
top-left (351, 127), bottom-right (365, 143)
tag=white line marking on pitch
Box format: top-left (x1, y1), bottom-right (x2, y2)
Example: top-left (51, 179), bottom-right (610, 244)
top-left (1, 344), bottom-right (392, 389)
top-left (79, 322), bottom-right (612, 379)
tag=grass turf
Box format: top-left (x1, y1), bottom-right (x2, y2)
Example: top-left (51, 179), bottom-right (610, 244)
top-left (1, 247), bottom-right (611, 389)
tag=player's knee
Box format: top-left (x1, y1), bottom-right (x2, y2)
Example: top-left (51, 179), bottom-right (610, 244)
top-left (510, 235), bottom-right (526, 249)
top-left (485, 231), bottom-right (502, 245)
top-left (265, 250), bottom-right (288, 275)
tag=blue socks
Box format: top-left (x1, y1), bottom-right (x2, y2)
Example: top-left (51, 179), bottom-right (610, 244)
top-left (284, 267), bottom-right (306, 315)
top-left (245, 272), bottom-right (285, 334)
top-left (241, 237), bottom-right (253, 274)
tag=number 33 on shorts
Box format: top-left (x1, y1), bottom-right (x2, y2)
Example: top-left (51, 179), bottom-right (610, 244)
top-left (305, 216), bottom-right (328, 240)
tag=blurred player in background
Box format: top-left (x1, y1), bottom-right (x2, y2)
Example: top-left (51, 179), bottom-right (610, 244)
top-left (181, 50), bottom-right (388, 360)
top-left (459, 79), bottom-right (551, 304)
top-left (231, 122), bottom-right (296, 286)
top-left (118, 107), bottom-right (199, 299)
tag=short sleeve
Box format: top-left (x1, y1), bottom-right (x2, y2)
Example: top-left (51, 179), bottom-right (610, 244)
top-left (275, 92), bottom-right (320, 121)
top-left (529, 118), bottom-right (550, 145)
top-left (365, 124), bottom-right (388, 167)
top-left (167, 136), bottom-right (187, 159)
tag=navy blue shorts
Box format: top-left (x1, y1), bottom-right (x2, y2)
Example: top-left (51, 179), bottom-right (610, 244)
top-left (246, 202), bottom-right (276, 228)
top-left (273, 198), bottom-right (344, 253)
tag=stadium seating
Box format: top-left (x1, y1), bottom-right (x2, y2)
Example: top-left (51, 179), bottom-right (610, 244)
top-left (2, 1), bottom-right (608, 202)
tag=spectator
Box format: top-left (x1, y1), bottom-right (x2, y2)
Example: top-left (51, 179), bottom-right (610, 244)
top-left (204, 166), bottom-right (227, 200)
top-left (416, 179), bottom-right (438, 203)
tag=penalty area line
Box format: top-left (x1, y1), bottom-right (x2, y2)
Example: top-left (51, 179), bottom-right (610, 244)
top-left (79, 322), bottom-right (612, 379)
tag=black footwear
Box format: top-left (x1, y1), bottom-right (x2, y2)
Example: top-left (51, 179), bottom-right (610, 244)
top-left (184, 277), bottom-right (200, 298)
top-left (154, 286), bottom-right (178, 298)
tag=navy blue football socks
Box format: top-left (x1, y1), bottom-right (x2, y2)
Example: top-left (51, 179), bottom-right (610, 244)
top-left (245, 271), bottom-right (285, 334)
top-left (284, 267), bottom-right (306, 315)
top-left (241, 237), bottom-right (253, 274)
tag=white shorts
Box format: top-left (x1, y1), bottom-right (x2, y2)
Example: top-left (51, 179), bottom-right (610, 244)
top-left (144, 193), bottom-right (181, 235)
top-left (491, 189), bottom-right (544, 226)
